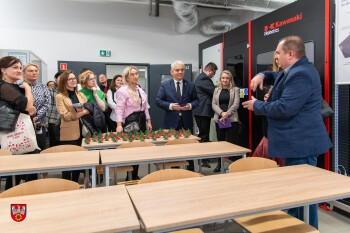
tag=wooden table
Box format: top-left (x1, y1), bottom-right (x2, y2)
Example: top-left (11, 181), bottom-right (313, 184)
top-left (0, 151), bottom-right (99, 188)
top-left (101, 141), bottom-right (250, 186)
top-left (82, 135), bottom-right (200, 150)
top-left (0, 185), bottom-right (139, 233)
top-left (126, 165), bottom-right (350, 233)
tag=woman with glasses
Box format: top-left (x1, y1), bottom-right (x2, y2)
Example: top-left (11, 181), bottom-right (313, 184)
top-left (23, 63), bottom-right (51, 151)
top-left (56, 70), bottom-right (90, 182)
top-left (79, 71), bottom-right (107, 112)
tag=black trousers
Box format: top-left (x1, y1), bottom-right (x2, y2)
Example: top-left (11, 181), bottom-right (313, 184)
top-left (175, 116), bottom-right (195, 171)
top-left (109, 118), bottom-right (117, 132)
top-left (36, 126), bottom-right (49, 151)
top-left (60, 138), bottom-right (82, 183)
top-left (103, 111), bottom-right (111, 132)
top-left (215, 122), bottom-right (240, 162)
top-left (194, 115), bottom-right (211, 142)
top-left (48, 123), bottom-right (60, 147)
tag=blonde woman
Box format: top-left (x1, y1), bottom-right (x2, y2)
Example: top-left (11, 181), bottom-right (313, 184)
top-left (212, 70), bottom-right (240, 172)
top-left (116, 66), bottom-right (152, 133)
top-left (115, 66), bottom-right (152, 180)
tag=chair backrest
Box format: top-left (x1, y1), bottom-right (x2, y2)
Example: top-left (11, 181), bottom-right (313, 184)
top-left (40, 145), bottom-right (85, 154)
top-left (0, 149), bottom-right (12, 156)
top-left (165, 138), bottom-right (199, 146)
top-left (117, 141), bottom-right (156, 149)
top-left (228, 157), bottom-right (277, 173)
top-left (0, 178), bottom-right (80, 198)
top-left (138, 169), bottom-right (203, 184)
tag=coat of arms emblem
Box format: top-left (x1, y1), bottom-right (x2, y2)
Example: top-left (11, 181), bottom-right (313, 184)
top-left (11, 204), bottom-right (26, 222)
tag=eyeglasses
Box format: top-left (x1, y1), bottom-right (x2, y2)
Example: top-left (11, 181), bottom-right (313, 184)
top-left (88, 78), bottom-right (97, 82)
top-left (68, 78), bottom-right (77, 82)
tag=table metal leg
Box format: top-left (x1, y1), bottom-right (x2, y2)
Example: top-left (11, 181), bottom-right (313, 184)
top-left (304, 205), bottom-right (310, 224)
top-left (148, 164), bottom-right (151, 174)
top-left (12, 175), bottom-right (15, 187)
top-left (194, 159), bottom-right (199, 173)
top-left (199, 159), bottom-right (202, 174)
top-left (114, 167), bottom-right (117, 185)
top-left (91, 167), bottom-right (96, 188)
top-left (104, 166), bottom-right (109, 186)
top-left (221, 157), bottom-right (225, 173)
top-left (84, 169), bottom-right (89, 188)
top-left (128, 171), bottom-right (132, 181)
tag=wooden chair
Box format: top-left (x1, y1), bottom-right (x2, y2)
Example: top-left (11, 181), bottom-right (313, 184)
top-left (114, 141), bottom-right (156, 185)
top-left (155, 139), bottom-right (199, 169)
top-left (138, 169), bottom-right (203, 184)
top-left (0, 149), bottom-right (12, 190)
top-left (0, 178), bottom-right (80, 198)
top-left (228, 157), bottom-right (319, 233)
top-left (138, 169), bottom-right (204, 233)
top-left (40, 145), bottom-right (86, 179)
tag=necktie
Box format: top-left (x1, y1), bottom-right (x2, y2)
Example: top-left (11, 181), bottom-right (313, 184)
top-left (176, 81), bottom-right (181, 101)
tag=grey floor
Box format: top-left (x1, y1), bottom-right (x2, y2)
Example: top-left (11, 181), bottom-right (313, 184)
top-left (1, 159), bottom-right (350, 233)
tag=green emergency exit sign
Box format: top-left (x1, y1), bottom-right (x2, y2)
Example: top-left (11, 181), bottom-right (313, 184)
top-left (100, 50), bottom-right (111, 57)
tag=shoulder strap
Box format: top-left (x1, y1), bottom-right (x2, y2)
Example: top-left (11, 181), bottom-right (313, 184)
top-left (137, 89), bottom-right (142, 110)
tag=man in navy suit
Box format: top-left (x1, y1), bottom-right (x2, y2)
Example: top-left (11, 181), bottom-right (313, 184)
top-left (156, 61), bottom-right (199, 171)
top-left (243, 36), bottom-right (332, 229)
top-left (156, 61), bottom-right (199, 131)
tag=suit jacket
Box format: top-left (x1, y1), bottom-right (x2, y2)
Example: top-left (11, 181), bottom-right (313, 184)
top-left (56, 92), bottom-right (87, 141)
top-left (212, 87), bottom-right (240, 123)
top-left (156, 79), bottom-right (199, 130)
top-left (253, 56), bottom-right (332, 158)
top-left (192, 72), bottom-right (216, 117)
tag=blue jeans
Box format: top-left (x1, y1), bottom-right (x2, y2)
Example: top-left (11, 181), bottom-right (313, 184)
top-left (284, 156), bottom-right (318, 229)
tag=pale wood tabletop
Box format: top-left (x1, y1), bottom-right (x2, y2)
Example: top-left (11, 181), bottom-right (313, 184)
top-left (82, 135), bottom-right (200, 149)
top-left (101, 141), bottom-right (251, 165)
top-left (126, 164), bottom-right (350, 232)
top-left (0, 151), bottom-right (99, 173)
top-left (0, 185), bottom-right (140, 233)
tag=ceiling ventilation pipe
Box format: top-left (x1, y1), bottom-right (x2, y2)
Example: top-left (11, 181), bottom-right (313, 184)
top-left (172, 0), bottom-right (199, 34)
top-left (199, 15), bottom-right (240, 35)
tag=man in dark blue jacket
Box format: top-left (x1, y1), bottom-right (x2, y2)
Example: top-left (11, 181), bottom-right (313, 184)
top-left (156, 61), bottom-right (199, 171)
top-left (243, 35), bottom-right (332, 229)
top-left (156, 61), bottom-right (199, 131)
top-left (193, 62), bottom-right (217, 168)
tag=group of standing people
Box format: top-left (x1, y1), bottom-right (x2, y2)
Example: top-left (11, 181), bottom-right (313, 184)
top-left (0, 36), bottom-right (332, 230)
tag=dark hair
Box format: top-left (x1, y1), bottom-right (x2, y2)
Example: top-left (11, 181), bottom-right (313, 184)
top-left (47, 81), bottom-right (55, 87)
top-left (109, 74), bottom-right (122, 92)
top-left (0, 56), bottom-right (22, 80)
top-left (279, 35), bottom-right (306, 59)
top-left (57, 70), bottom-right (78, 96)
top-left (54, 71), bottom-right (63, 80)
top-left (79, 68), bottom-right (91, 75)
top-left (204, 62), bottom-right (218, 71)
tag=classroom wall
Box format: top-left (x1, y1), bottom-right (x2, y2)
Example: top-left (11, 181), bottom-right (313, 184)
top-left (0, 0), bottom-right (263, 83)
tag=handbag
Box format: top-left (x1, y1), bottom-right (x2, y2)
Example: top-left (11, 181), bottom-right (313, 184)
top-left (0, 100), bottom-right (20, 132)
top-left (0, 113), bottom-right (40, 154)
top-left (321, 99), bottom-right (334, 119)
top-left (124, 112), bottom-right (141, 133)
